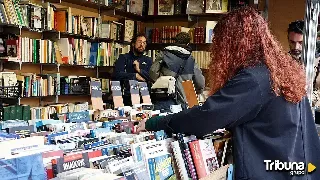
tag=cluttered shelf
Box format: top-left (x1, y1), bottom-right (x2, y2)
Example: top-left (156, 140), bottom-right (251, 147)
top-left (0, 60), bottom-right (115, 70)
top-left (0, 23), bottom-right (130, 45)
top-left (43, 0), bottom-right (227, 22)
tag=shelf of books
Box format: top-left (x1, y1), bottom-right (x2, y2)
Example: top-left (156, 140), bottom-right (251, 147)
top-left (0, 0), bottom-right (266, 179)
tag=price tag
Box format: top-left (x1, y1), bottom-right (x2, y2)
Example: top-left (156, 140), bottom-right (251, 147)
top-left (129, 80), bottom-right (139, 95)
top-left (139, 82), bottom-right (150, 96)
top-left (91, 81), bottom-right (102, 98)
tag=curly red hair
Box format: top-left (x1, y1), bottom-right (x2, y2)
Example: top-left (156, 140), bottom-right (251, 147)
top-left (209, 7), bottom-right (306, 103)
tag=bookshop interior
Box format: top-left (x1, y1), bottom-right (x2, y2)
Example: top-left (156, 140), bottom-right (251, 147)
top-left (1, 0), bottom-right (320, 179)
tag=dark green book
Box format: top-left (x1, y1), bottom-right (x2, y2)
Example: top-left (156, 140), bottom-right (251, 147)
top-left (3, 106), bottom-right (11, 121)
top-left (10, 106), bottom-right (16, 120)
top-left (16, 105), bottom-right (23, 120)
top-left (22, 105), bottom-right (31, 121)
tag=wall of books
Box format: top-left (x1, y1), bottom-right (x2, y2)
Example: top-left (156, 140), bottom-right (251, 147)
top-left (0, 0), bottom-right (266, 179)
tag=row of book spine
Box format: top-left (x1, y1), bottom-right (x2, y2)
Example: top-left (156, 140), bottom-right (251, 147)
top-left (193, 51), bottom-right (210, 69)
top-left (147, 26), bottom-right (206, 44)
top-left (2, 36), bottom-right (131, 66)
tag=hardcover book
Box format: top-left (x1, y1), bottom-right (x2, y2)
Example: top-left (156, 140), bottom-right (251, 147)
top-left (0, 153), bottom-right (46, 180)
top-left (51, 152), bottom-right (90, 175)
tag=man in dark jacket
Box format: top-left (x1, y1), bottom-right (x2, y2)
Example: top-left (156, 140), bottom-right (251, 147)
top-left (149, 32), bottom-right (205, 111)
top-left (288, 20), bottom-right (304, 64)
top-left (113, 33), bottom-right (152, 106)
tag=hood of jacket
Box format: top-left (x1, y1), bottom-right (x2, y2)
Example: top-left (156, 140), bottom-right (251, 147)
top-left (164, 45), bottom-right (192, 59)
top-left (162, 45), bottom-right (194, 73)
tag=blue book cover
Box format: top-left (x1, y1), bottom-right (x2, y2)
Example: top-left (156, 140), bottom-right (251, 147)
top-left (89, 43), bottom-right (99, 66)
top-left (0, 153), bottom-right (46, 180)
top-left (148, 154), bottom-right (176, 180)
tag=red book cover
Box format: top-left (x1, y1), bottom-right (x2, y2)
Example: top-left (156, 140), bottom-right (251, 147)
top-left (170, 26), bottom-right (173, 43)
top-left (195, 27), bottom-right (199, 44)
top-left (173, 26), bottom-right (177, 41)
top-left (88, 150), bottom-right (102, 159)
top-left (189, 140), bottom-right (207, 178)
top-left (201, 27), bottom-right (205, 43)
top-left (162, 27), bottom-right (165, 43)
top-left (46, 164), bottom-right (54, 180)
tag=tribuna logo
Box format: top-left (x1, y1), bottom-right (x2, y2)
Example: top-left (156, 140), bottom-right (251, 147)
top-left (264, 160), bottom-right (304, 171)
top-left (63, 159), bottom-right (86, 171)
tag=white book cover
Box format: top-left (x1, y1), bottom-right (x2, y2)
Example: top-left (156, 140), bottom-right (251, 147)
top-left (205, 21), bottom-right (218, 43)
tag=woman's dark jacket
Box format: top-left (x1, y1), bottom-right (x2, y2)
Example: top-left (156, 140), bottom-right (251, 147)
top-left (149, 64), bottom-right (320, 180)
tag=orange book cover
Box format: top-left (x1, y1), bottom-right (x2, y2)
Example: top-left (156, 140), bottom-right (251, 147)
top-left (182, 80), bottom-right (199, 108)
top-left (55, 11), bottom-right (67, 32)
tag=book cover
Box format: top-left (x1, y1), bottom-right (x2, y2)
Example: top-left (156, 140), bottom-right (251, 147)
top-left (206, 0), bottom-right (228, 13)
top-left (148, 154), bottom-right (176, 180)
top-left (124, 20), bottom-right (135, 42)
top-left (186, 0), bottom-right (204, 14)
top-left (189, 140), bottom-right (207, 178)
top-left (129, 0), bottom-right (143, 15)
top-left (205, 21), bottom-right (218, 43)
top-left (51, 152), bottom-right (90, 175)
top-left (158, 0), bottom-right (174, 15)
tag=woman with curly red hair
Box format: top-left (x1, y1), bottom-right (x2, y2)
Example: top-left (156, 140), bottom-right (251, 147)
top-left (140, 6), bottom-right (320, 179)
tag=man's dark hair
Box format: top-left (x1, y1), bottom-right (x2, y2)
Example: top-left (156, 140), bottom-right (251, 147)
top-left (288, 20), bottom-right (304, 34)
top-left (131, 33), bottom-right (147, 44)
top-left (175, 32), bottom-right (191, 45)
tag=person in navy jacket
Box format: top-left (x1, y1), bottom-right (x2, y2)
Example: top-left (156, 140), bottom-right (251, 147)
top-left (113, 33), bottom-right (152, 106)
top-left (137, 7), bottom-right (320, 180)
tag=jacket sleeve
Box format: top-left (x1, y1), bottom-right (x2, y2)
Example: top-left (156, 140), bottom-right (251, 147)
top-left (149, 52), bottom-right (164, 82)
top-left (113, 54), bottom-right (136, 81)
top-left (192, 63), bottom-right (205, 94)
top-left (152, 70), bottom-right (263, 137)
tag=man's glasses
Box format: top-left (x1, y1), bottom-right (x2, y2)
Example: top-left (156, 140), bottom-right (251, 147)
top-left (136, 41), bottom-right (147, 45)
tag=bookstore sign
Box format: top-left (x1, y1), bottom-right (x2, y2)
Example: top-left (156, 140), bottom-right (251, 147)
top-left (264, 160), bottom-right (316, 176)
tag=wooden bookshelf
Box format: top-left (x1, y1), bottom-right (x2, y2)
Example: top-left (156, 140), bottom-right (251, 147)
top-left (45, 0), bottom-right (101, 9)
top-left (0, 0), bottom-right (264, 110)
top-left (100, 6), bottom-right (145, 21)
